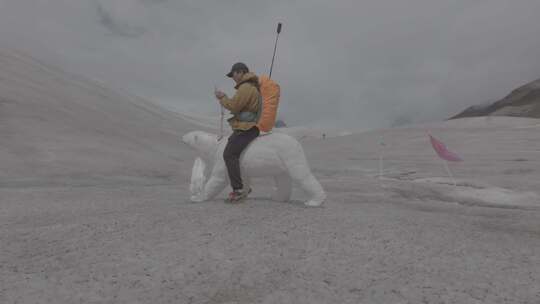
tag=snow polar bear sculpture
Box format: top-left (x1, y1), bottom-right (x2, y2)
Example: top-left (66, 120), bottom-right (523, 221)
top-left (182, 130), bottom-right (326, 206)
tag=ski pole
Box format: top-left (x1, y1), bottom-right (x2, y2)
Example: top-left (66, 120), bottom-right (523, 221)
top-left (215, 85), bottom-right (224, 140)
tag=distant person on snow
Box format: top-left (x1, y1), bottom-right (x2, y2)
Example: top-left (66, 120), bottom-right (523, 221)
top-left (214, 62), bottom-right (261, 203)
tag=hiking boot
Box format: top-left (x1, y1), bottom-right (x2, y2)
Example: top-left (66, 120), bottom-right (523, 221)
top-left (225, 188), bottom-right (251, 203)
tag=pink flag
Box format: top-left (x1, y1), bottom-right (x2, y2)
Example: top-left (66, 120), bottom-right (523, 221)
top-left (429, 134), bottom-right (463, 162)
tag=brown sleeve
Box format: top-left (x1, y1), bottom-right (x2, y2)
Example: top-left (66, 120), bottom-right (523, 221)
top-left (219, 83), bottom-right (255, 114)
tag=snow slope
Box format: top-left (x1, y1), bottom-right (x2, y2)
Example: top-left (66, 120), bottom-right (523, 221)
top-left (304, 116), bottom-right (540, 209)
top-left (1, 49), bottom-right (539, 303)
top-left (0, 48), bottom-right (208, 184)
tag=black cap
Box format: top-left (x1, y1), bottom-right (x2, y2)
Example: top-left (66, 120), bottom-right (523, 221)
top-left (226, 62), bottom-right (249, 77)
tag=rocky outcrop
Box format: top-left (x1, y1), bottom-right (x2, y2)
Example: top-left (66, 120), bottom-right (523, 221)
top-left (450, 79), bottom-right (540, 119)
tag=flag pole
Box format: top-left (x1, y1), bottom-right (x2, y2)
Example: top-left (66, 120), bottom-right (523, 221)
top-left (378, 136), bottom-right (385, 180)
top-left (428, 132), bottom-right (462, 187)
top-left (443, 160), bottom-right (457, 187)
top-left (379, 153), bottom-right (383, 180)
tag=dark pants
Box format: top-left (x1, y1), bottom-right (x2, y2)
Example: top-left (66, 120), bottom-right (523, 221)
top-left (223, 127), bottom-right (260, 190)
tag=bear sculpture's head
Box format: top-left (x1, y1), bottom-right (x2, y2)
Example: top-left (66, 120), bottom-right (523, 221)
top-left (182, 131), bottom-right (219, 159)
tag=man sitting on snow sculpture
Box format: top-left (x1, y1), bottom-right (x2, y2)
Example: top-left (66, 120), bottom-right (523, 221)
top-left (214, 62), bottom-right (262, 203)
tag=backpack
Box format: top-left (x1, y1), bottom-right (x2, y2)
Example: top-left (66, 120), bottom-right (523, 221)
top-left (256, 75), bottom-right (281, 132)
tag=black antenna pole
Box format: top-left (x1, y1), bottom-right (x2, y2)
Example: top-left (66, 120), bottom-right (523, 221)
top-left (269, 22), bottom-right (282, 79)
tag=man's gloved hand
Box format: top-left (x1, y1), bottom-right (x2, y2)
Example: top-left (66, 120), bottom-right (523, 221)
top-left (214, 90), bottom-right (225, 99)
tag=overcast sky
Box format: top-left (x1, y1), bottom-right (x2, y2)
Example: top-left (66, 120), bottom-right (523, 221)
top-left (1, 0), bottom-right (539, 129)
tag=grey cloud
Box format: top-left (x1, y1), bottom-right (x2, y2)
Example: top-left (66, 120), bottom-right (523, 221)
top-left (95, 2), bottom-right (146, 38)
top-left (0, 0), bottom-right (539, 129)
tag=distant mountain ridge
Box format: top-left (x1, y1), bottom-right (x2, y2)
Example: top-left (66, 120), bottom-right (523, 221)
top-left (450, 78), bottom-right (540, 119)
